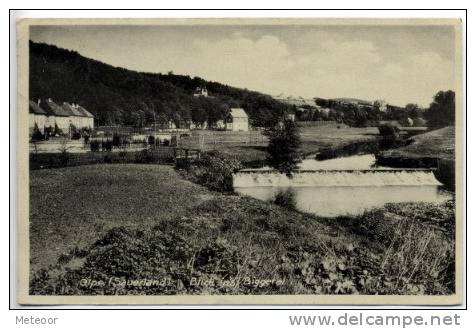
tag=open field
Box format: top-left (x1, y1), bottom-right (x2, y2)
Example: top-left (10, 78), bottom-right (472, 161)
top-left (30, 164), bottom-right (454, 295)
top-left (182, 127), bottom-right (380, 165)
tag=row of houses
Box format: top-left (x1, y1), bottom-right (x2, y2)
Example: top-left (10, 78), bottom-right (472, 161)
top-left (29, 98), bottom-right (94, 136)
top-left (30, 99), bottom-right (250, 136)
top-left (152, 108), bottom-right (249, 132)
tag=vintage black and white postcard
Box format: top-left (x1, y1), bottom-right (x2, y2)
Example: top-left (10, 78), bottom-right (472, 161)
top-left (16, 18), bottom-right (464, 305)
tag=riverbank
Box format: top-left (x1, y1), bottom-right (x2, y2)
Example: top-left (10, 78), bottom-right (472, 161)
top-left (30, 163), bottom-right (455, 296)
top-left (377, 127), bottom-right (455, 189)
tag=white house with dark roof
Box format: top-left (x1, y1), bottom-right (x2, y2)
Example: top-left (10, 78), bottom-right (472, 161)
top-left (62, 102), bottom-right (83, 128)
top-left (226, 108), bottom-right (249, 132)
top-left (29, 100), bottom-right (47, 134)
top-left (42, 98), bottom-right (71, 132)
top-left (29, 99), bottom-right (95, 137)
top-left (70, 103), bottom-right (94, 129)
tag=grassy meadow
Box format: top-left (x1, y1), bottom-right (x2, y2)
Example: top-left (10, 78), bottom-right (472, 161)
top-left (30, 163), bottom-right (455, 296)
top-left (379, 127), bottom-right (455, 161)
top-left (29, 165), bottom-right (210, 273)
top-left (184, 127), bottom-right (380, 165)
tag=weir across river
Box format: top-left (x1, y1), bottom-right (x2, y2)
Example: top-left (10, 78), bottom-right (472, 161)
top-left (232, 154), bottom-right (450, 216)
top-left (233, 168), bottom-right (442, 188)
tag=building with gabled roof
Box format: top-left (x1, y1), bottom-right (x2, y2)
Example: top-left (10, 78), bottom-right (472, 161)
top-left (62, 102), bottom-right (82, 128)
top-left (28, 99), bottom-right (95, 138)
top-left (41, 98), bottom-right (71, 133)
top-left (29, 100), bottom-right (47, 135)
top-left (226, 108), bottom-right (249, 132)
top-left (73, 104), bottom-right (94, 129)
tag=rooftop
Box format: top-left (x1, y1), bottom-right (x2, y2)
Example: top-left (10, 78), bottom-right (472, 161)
top-left (29, 100), bottom-right (46, 115)
top-left (228, 108), bottom-right (248, 118)
top-left (42, 99), bottom-right (70, 117)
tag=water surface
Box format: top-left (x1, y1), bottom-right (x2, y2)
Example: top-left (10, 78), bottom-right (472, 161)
top-left (233, 154), bottom-right (452, 217)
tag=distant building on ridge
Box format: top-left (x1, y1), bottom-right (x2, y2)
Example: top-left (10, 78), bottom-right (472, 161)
top-left (193, 87), bottom-right (208, 97)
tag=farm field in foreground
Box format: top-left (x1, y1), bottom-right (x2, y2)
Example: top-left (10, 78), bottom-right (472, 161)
top-left (30, 163), bottom-right (454, 295)
top-left (29, 164), bottom-right (212, 273)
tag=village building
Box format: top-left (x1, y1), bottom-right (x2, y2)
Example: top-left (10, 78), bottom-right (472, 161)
top-left (226, 108), bottom-right (249, 132)
top-left (193, 87), bottom-right (208, 97)
top-left (42, 98), bottom-right (71, 133)
top-left (192, 121), bottom-right (208, 130)
top-left (29, 99), bottom-right (95, 137)
top-left (73, 104), bottom-right (95, 129)
top-left (168, 120), bottom-right (177, 129)
top-left (62, 102), bottom-right (82, 128)
top-left (286, 113), bottom-right (296, 121)
top-left (29, 100), bottom-right (47, 135)
top-left (215, 119), bottom-right (225, 130)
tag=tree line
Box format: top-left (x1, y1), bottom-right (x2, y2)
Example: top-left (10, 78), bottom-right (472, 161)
top-left (30, 41), bottom-right (455, 130)
top-left (299, 91), bottom-right (455, 128)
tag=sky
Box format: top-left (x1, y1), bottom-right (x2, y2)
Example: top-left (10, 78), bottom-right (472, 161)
top-left (30, 24), bottom-right (457, 107)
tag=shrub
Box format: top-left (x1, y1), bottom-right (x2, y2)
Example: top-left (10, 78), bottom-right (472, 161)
top-left (90, 140), bottom-right (100, 152)
top-left (148, 135), bottom-right (156, 146)
top-left (31, 125), bottom-right (45, 141)
top-left (273, 189), bottom-right (297, 210)
top-left (378, 124), bottom-right (400, 148)
top-left (71, 131), bottom-right (81, 140)
top-left (334, 202), bottom-right (455, 295)
top-left (102, 140), bottom-right (113, 152)
top-left (70, 125), bottom-right (81, 140)
top-left (53, 123), bottom-right (63, 136)
top-left (191, 152), bottom-right (242, 192)
top-left (103, 153), bottom-right (114, 163)
top-left (112, 133), bottom-right (122, 147)
top-left (378, 124), bottom-right (399, 137)
top-left (118, 148), bottom-right (127, 158)
top-left (134, 149), bottom-right (158, 164)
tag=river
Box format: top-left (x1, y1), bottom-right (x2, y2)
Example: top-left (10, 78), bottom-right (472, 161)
top-left (233, 154), bottom-right (452, 217)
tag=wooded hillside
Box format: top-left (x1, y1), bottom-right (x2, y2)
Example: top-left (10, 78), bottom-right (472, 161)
top-left (29, 41), bottom-right (292, 127)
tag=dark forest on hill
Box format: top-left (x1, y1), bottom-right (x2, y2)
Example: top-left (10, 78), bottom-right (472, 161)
top-left (29, 41), bottom-right (292, 127)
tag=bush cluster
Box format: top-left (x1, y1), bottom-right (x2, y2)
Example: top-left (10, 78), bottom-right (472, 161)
top-left (186, 151), bottom-right (242, 192)
top-left (134, 149), bottom-right (159, 164)
top-left (90, 140), bottom-right (113, 152)
top-left (29, 197), bottom-right (455, 296)
top-left (273, 189), bottom-right (297, 210)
